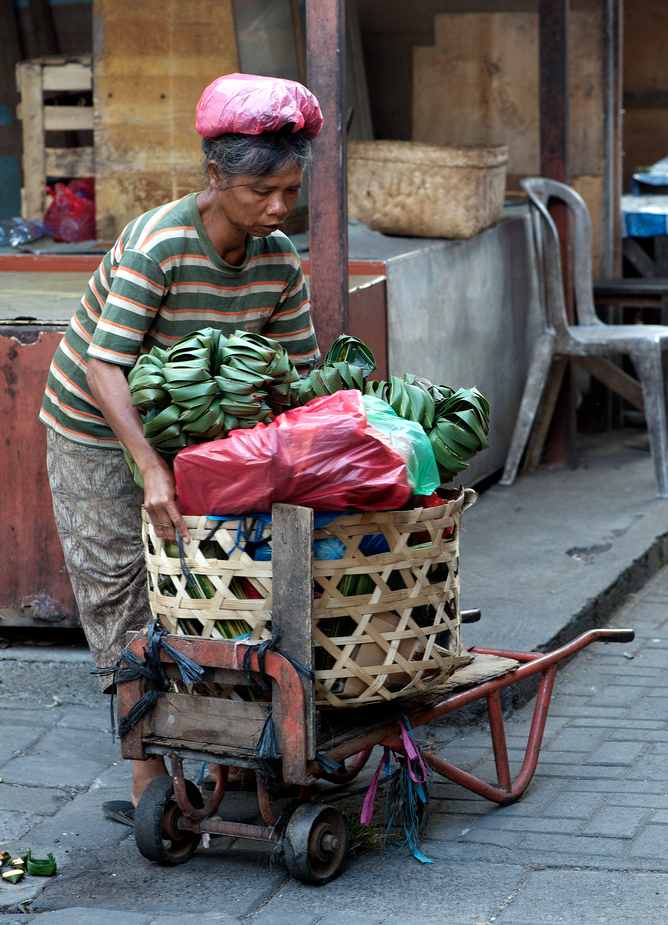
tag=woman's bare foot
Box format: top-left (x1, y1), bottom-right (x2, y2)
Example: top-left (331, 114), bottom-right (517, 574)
top-left (131, 756), bottom-right (169, 807)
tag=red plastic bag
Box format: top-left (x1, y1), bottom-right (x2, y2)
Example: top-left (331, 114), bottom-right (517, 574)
top-left (196, 73), bottom-right (323, 139)
top-left (174, 391), bottom-right (411, 515)
top-left (43, 178), bottom-right (95, 242)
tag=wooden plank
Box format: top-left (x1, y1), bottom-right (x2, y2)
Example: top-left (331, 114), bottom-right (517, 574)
top-left (305, 0), bottom-right (349, 356)
top-left (92, 0), bottom-right (239, 239)
top-left (623, 238), bottom-right (657, 278)
top-left (593, 277), bottom-right (668, 297)
top-left (572, 175), bottom-right (604, 277)
top-left (413, 11), bottom-right (603, 181)
top-left (41, 62), bottom-right (92, 92)
top-left (271, 503), bottom-right (316, 762)
top-left (413, 13), bottom-right (539, 176)
top-left (143, 738), bottom-right (259, 765)
top-left (44, 106), bottom-right (94, 131)
top-left (575, 356), bottom-right (645, 412)
top-left (0, 254), bottom-right (103, 271)
top-left (348, 278), bottom-right (387, 380)
top-left (625, 90), bottom-right (668, 108)
top-left (654, 237), bottom-right (668, 277)
top-left (0, 254), bottom-right (382, 274)
top-left (45, 146), bottom-right (95, 177)
top-left (17, 62), bottom-right (46, 221)
top-left (301, 258), bottom-right (386, 276)
top-left (569, 10), bottom-right (605, 178)
top-left (151, 693), bottom-right (268, 750)
top-left (524, 356), bottom-right (568, 472)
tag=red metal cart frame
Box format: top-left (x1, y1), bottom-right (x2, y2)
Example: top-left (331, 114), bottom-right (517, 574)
top-left (118, 620), bottom-right (633, 880)
top-left (117, 504), bottom-right (634, 882)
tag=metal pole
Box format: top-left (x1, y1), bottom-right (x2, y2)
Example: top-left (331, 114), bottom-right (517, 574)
top-left (539, 0), bottom-right (576, 468)
top-left (305, 0), bottom-right (349, 356)
top-left (603, 0), bottom-right (623, 278)
top-left (539, 0), bottom-right (570, 184)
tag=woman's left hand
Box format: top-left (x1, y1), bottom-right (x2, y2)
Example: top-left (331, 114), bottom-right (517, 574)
top-left (86, 357), bottom-right (190, 545)
top-left (142, 455), bottom-right (190, 545)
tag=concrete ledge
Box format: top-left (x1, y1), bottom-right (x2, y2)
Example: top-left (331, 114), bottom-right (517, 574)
top-left (0, 645), bottom-right (91, 663)
top-left (453, 432), bottom-right (668, 714)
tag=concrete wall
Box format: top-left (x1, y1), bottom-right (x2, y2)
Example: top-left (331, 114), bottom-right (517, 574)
top-left (384, 212), bottom-right (542, 485)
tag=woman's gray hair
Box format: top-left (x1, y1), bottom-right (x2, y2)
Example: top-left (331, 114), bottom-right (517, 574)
top-left (202, 126), bottom-right (314, 181)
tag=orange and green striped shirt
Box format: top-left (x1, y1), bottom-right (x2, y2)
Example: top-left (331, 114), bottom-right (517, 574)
top-left (40, 193), bottom-right (319, 448)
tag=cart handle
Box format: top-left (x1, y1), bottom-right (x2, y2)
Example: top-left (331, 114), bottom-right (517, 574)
top-left (313, 627), bottom-right (636, 772)
top-left (461, 609), bottom-right (481, 624)
top-left (470, 627), bottom-right (635, 663)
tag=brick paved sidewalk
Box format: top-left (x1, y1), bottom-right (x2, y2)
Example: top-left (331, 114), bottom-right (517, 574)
top-left (2, 566), bottom-right (668, 924)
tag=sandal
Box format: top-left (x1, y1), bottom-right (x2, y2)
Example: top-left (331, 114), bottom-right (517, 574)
top-left (102, 800), bottom-right (135, 827)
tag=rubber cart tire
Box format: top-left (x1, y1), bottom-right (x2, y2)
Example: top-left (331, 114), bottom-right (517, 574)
top-left (283, 803), bottom-right (349, 884)
top-left (134, 776), bottom-right (203, 865)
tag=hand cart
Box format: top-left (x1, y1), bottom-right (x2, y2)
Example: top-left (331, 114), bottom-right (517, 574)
top-left (118, 504), bottom-right (634, 884)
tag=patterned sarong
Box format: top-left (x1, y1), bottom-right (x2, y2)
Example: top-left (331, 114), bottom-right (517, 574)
top-left (45, 429), bottom-right (151, 691)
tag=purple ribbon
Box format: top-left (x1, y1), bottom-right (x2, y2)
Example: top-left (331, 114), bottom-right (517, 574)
top-left (360, 747), bottom-right (391, 826)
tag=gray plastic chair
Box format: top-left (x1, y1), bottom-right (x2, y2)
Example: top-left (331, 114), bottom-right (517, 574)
top-left (501, 177), bottom-right (668, 498)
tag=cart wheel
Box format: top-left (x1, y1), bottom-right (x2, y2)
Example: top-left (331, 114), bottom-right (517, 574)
top-left (283, 803), bottom-right (349, 885)
top-left (134, 776), bottom-right (203, 866)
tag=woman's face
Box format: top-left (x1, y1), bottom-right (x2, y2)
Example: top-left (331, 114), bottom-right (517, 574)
top-left (210, 163), bottom-right (303, 238)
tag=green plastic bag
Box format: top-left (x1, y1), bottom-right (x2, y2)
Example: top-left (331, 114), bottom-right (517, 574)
top-left (362, 395), bottom-right (440, 496)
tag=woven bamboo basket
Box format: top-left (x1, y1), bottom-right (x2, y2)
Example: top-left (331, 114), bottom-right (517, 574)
top-left (348, 140), bottom-right (508, 240)
top-left (143, 487), bottom-right (476, 707)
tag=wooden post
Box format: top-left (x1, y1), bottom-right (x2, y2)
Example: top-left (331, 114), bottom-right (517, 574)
top-left (271, 504), bottom-right (316, 762)
top-left (539, 0), bottom-right (576, 468)
top-left (305, 0), bottom-right (349, 356)
top-left (16, 63), bottom-right (46, 221)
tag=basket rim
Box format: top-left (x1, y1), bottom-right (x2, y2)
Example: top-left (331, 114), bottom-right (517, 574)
top-left (148, 486), bottom-right (477, 531)
top-left (348, 139), bottom-right (509, 169)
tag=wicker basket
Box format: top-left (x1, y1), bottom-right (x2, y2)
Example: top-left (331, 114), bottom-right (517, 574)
top-left (348, 140), bottom-right (508, 239)
top-left (143, 488), bottom-right (476, 707)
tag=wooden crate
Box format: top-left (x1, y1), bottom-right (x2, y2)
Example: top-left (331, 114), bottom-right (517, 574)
top-left (16, 56), bottom-right (94, 221)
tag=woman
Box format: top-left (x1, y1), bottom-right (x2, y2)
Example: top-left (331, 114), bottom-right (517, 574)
top-left (40, 74), bottom-right (322, 809)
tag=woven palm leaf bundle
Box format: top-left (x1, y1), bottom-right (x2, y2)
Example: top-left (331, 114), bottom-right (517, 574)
top-left (364, 375), bottom-right (490, 483)
top-left (128, 328), bottom-right (299, 453)
top-left (290, 334), bottom-right (377, 405)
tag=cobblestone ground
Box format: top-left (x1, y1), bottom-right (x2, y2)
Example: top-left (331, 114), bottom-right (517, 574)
top-left (2, 566), bottom-right (668, 924)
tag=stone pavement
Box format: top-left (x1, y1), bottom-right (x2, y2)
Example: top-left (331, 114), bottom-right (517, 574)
top-left (2, 430), bottom-right (668, 924)
top-left (0, 564), bottom-right (668, 923)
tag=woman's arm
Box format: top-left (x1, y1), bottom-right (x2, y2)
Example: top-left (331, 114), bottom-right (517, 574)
top-left (86, 358), bottom-right (189, 544)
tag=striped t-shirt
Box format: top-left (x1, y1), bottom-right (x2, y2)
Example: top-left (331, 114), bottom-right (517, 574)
top-left (40, 193), bottom-right (319, 448)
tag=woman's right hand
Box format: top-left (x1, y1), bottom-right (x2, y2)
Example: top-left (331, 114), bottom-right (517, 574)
top-left (142, 457), bottom-right (190, 545)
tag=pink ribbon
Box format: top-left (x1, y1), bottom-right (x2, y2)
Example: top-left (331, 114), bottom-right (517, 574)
top-left (360, 748), bottom-right (390, 826)
top-left (398, 719), bottom-right (428, 784)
